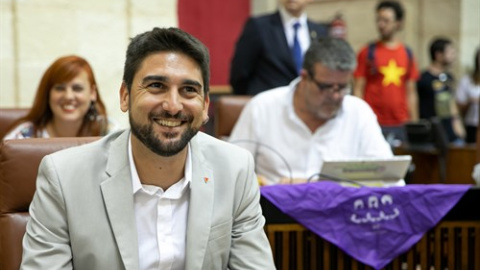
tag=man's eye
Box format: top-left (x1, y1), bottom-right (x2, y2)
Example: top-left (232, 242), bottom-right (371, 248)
top-left (147, 82), bottom-right (164, 89)
top-left (144, 82), bottom-right (166, 93)
top-left (318, 83), bottom-right (333, 90)
top-left (184, 86), bottom-right (198, 93)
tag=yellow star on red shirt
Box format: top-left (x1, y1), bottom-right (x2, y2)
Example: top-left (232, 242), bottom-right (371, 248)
top-left (379, 59), bottom-right (406, 86)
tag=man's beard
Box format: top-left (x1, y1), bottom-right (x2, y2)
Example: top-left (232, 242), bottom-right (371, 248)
top-left (129, 111), bottom-right (199, 157)
top-left (379, 28), bottom-right (396, 42)
top-left (306, 94), bottom-right (342, 122)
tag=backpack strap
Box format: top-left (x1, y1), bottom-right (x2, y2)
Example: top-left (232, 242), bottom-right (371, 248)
top-left (404, 45), bottom-right (413, 76)
top-left (367, 42), bottom-right (377, 75)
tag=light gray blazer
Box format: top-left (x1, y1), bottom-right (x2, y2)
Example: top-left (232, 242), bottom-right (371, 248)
top-left (20, 130), bottom-right (275, 270)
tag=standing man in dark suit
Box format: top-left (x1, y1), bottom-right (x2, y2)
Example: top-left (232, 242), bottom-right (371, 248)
top-left (230, 0), bottom-right (328, 95)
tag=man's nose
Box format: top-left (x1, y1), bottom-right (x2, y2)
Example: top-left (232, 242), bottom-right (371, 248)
top-left (329, 91), bottom-right (343, 101)
top-left (161, 90), bottom-right (183, 114)
top-left (327, 86), bottom-right (345, 100)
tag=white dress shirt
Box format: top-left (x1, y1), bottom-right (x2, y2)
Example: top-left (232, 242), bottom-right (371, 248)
top-left (279, 6), bottom-right (311, 56)
top-left (229, 78), bottom-right (393, 185)
top-left (456, 75), bottom-right (480, 126)
top-left (128, 135), bottom-right (191, 270)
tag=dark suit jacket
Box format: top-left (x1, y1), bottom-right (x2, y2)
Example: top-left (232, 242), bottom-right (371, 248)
top-left (230, 11), bottom-right (328, 95)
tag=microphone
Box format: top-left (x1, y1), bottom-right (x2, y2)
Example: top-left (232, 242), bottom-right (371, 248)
top-left (230, 139), bottom-right (365, 187)
top-left (229, 139), bottom-right (294, 184)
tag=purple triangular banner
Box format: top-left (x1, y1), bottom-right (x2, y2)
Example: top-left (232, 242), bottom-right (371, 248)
top-left (261, 182), bottom-right (471, 269)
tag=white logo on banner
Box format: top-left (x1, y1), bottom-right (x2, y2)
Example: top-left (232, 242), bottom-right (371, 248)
top-left (350, 194), bottom-right (400, 224)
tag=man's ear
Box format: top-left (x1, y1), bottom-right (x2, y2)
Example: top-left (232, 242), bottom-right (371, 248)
top-left (202, 93), bottom-right (210, 122)
top-left (396, 20), bottom-right (404, 31)
top-left (300, 69), bottom-right (309, 80)
top-left (120, 82), bottom-right (129, 112)
top-left (434, 51), bottom-right (443, 63)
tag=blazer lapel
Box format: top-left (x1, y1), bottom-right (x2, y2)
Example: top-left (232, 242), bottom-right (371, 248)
top-left (185, 134), bottom-right (215, 270)
top-left (307, 20), bottom-right (319, 41)
top-left (101, 130), bottom-right (139, 270)
top-left (270, 12), bottom-right (297, 75)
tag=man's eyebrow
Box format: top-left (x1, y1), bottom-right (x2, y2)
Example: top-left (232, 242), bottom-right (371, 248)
top-left (182, 79), bottom-right (202, 88)
top-left (141, 75), bottom-right (168, 85)
top-left (141, 76), bottom-right (202, 88)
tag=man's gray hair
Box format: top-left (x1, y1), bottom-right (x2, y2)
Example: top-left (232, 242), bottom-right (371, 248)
top-left (303, 37), bottom-right (356, 75)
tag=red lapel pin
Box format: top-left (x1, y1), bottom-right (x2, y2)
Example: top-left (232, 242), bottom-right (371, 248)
top-left (204, 177), bottom-right (209, 183)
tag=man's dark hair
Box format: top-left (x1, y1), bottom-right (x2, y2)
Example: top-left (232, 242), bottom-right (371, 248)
top-left (376, 0), bottom-right (404, 21)
top-left (123, 27), bottom-right (210, 94)
top-left (429, 38), bottom-right (452, 62)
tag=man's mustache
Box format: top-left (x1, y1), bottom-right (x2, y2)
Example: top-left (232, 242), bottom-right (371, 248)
top-left (149, 111), bottom-right (193, 122)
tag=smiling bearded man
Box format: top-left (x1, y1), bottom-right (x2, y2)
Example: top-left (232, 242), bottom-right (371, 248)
top-left (20, 27), bottom-right (275, 270)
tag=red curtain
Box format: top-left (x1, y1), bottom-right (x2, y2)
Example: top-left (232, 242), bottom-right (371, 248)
top-left (178, 0), bottom-right (250, 86)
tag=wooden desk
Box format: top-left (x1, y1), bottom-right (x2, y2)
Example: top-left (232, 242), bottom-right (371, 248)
top-left (394, 145), bottom-right (477, 184)
top-left (262, 188), bottom-right (480, 270)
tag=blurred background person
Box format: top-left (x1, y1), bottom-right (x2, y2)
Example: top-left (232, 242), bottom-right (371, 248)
top-left (456, 48), bottom-right (480, 144)
top-left (416, 38), bottom-right (465, 143)
top-left (230, 0), bottom-right (328, 96)
top-left (353, 0), bottom-right (419, 145)
top-left (2, 55), bottom-right (111, 140)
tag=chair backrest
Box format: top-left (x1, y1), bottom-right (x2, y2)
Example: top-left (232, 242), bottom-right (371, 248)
top-left (0, 108), bottom-right (29, 139)
top-left (214, 95), bottom-right (251, 139)
top-left (0, 137), bottom-right (99, 270)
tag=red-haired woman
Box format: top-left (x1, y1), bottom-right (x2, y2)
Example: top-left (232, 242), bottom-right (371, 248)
top-left (3, 55), bottom-right (112, 140)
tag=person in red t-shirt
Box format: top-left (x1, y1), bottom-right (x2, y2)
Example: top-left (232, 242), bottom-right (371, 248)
top-left (353, 0), bottom-right (419, 143)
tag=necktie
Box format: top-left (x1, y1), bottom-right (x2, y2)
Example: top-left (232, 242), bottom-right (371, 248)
top-left (292, 22), bottom-right (302, 74)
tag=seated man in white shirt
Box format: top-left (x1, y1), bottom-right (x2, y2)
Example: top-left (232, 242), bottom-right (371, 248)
top-left (229, 37), bottom-right (393, 185)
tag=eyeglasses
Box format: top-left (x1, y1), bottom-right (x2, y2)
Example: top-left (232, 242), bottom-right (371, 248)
top-left (309, 76), bottom-right (349, 95)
